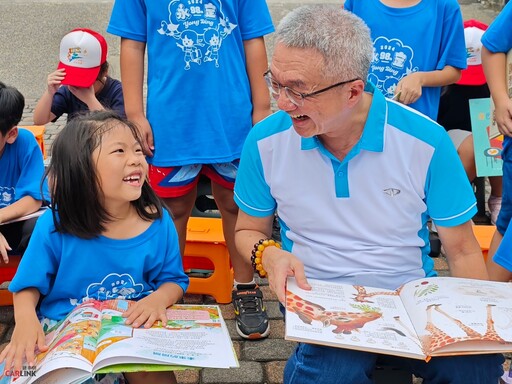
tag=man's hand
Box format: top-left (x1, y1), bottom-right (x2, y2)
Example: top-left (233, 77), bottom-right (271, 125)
top-left (262, 246), bottom-right (311, 303)
top-left (0, 232), bottom-right (11, 263)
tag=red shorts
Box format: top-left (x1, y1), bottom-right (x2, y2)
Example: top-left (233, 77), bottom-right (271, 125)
top-left (148, 161), bottom-right (239, 198)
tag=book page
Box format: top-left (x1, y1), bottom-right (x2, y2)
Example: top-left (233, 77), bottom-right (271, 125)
top-left (7, 300), bottom-right (103, 384)
top-left (399, 277), bottom-right (512, 356)
top-left (285, 278), bottom-right (425, 360)
top-left (92, 301), bottom-right (238, 371)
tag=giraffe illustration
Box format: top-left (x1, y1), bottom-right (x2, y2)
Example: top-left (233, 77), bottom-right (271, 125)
top-left (286, 291), bottom-right (382, 334)
top-left (425, 303), bottom-right (508, 354)
top-left (352, 285), bottom-right (401, 303)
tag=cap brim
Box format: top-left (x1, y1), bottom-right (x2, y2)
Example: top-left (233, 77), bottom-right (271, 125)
top-left (457, 64), bottom-right (486, 86)
top-left (58, 62), bottom-right (100, 88)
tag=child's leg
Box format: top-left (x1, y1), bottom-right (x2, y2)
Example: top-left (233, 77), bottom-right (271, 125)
top-left (207, 162), bottom-right (270, 339)
top-left (147, 164), bottom-right (201, 255)
top-left (210, 181), bottom-right (253, 283)
top-left (124, 371), bottom-right (177, 384)
top-left (163, 191), bottom-right (197, 255)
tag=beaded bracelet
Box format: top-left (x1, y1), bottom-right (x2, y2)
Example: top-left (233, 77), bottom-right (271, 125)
top-left (251, 238), bottom-right (281, 277)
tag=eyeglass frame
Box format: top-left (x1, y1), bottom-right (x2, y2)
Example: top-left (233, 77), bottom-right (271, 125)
top-left (263, 69), bottom-right (361, 106)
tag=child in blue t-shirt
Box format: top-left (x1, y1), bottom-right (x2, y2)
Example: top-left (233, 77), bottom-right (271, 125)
top-left (0, 111), bottom-right (189, 384)
top-left (0, 82), bottom-right (49, 262)
top-left (481, 2), bottom-right (512, 285)
top-left (107, 0), bottom-right (275, 340)
top-left (344, 0), bottom-right (467, 120)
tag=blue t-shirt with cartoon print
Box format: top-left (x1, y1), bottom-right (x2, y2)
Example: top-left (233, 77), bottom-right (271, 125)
top-left (107, 0), bottom-right (275, 166)
top-left (344, 0), bottom-right (466, 120)
top-left (0, 128), bottom-right (49, 208)
top-left (9, 209), bottom-right (189, 321)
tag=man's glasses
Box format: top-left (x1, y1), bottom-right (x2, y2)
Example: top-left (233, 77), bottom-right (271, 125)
top-left (264, 70), bottom-right (360, 107)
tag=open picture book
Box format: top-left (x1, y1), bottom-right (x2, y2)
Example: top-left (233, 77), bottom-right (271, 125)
top-left (4, 299), bottom-right (238, 384)
top-left (285, 276), bottom-right (512, 361)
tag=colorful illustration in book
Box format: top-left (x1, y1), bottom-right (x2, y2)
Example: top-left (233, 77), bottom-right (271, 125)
top-left (424, 304), bottom-right (509, 353)
top-left (286, 291), bottom-right (382, 334)
top-left (413, 281), bottom-right (439, 298)
top-left (352, 285), bottom-right (400, 303)
top-left (38, 319), bottom-right (101, 364)
top-left (96, 314), bottom-right (133, 355)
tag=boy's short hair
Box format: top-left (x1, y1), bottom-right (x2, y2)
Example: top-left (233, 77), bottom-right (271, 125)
top-left (0, 81), bottom-right (25, 136)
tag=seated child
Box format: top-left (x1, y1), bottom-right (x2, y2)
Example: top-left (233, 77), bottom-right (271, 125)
top-left (34, 28), bottom-right (125, 124)
top-left (0, 111), bottom-right (189, 384)
top-left (0, 82), bottom-right (49, 262)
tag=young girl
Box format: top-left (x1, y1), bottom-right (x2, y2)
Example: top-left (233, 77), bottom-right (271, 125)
top-left (0, 110), bottom-right (189, 384)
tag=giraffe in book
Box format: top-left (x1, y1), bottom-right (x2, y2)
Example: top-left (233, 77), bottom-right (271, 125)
top-left (352, 285), bottom-right (401, 303)
top-left (425, 303), bottom-right (507, 352)
top-left (286, 291), bottom-right (382, 334)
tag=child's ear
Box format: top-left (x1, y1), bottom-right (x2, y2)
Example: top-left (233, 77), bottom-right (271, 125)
top-left (6, 127), bottom-right (19, 144)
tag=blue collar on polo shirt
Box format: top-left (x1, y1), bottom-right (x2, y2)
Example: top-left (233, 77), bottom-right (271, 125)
top-left (300, 81), bottom-right (385, 155)
top-left (299, 82), bottom-right (387, 198)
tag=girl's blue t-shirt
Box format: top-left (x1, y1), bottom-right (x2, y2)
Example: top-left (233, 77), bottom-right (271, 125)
top-left (9, 209), bottom-right (189, 321)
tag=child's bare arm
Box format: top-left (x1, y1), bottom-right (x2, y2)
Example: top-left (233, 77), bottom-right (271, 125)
top-left (244, 37), bottom-right (272, 125)
top-left (482, 47), bottom-right (512, 137)
top-left (33, 69), bottom-right (65, 125)
top-left (0, 196), bottom-right (42, 226)
top-left (395, 66), bottom-right (461, 105)
top-left (0, 289), bottom-right (47, 372)
top-left (122, 283), bottom-right (185, 328)
top-left (120, 38), bottom-right (154, 155)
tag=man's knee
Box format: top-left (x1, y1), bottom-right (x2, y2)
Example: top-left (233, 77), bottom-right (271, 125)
top-left (284, 344), bottom-right (376, 384)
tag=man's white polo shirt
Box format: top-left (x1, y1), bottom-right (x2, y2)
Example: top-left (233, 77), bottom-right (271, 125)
top-left (234, 83), bottom-right (476, 290)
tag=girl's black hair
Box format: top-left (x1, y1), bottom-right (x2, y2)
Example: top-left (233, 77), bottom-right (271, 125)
top-left (46, 110), bottom-right (165, 239)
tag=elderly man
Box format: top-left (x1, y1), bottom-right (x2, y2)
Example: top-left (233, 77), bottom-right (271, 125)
top-left (233, 5), bottom-right (504, 384)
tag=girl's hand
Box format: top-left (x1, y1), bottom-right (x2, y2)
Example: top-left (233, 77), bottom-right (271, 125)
top-left (122, 291), bottom-right (168, 329)
top-left (47, 69), bottom-right (66, 96)
top-left (0, 315), bottom-right (48, 373)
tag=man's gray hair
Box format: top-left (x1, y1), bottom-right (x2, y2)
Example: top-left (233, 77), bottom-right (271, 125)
top-left (275, 5), bottom-right (373, 83)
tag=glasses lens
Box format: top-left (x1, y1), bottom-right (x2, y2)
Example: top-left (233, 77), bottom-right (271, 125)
top-left (264, 73), bottom-right (280, 97)
top-left (285, 88), bottom-right (303, 106)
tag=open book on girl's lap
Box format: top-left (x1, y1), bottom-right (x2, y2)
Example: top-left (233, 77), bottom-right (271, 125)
top-left (285, 277), bottom-right (512, 361)
top-left (0, 299), bottom-right (238, 384)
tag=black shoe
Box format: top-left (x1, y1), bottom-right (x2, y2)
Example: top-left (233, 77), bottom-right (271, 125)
top-left (232, 284), bottom-right (270, 339)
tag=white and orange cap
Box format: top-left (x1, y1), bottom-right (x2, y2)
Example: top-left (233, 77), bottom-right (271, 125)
top-left (58, 28), bottom-right (107, 88)
top-left (457, 19), bottom-right (488, 86)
